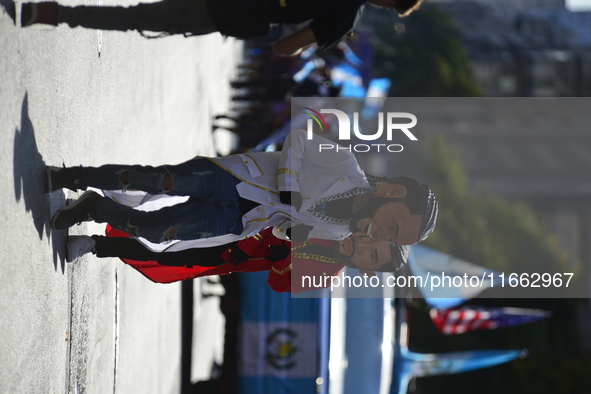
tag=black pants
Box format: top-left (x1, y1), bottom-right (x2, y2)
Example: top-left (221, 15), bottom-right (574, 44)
top-left (93, 235), bottom-right (229, 267)
top-left (56, 0), bottom-right (218, 36)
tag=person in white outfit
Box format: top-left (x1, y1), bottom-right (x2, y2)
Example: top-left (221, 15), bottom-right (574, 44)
top-left (46, 129), bottom-right (438, 253)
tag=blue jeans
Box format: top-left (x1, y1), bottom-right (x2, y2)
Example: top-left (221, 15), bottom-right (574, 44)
top-left (80, 158), bottom-right (243, 243)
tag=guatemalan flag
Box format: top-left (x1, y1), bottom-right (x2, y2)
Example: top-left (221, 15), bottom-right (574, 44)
top-left (239, 271), bottom-right (328, 394)
top-left (429, 307), bottom-right (551, 335)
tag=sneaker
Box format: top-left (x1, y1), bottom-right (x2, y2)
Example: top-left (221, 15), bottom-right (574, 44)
top-left (51, 190), bottom-right (101, 230)
top-left (66, 235), bottom-right (96, 262)
top-left (45, 165), bottom-right (83, 193)
top-left (21, 2), bottom-right (57, 27)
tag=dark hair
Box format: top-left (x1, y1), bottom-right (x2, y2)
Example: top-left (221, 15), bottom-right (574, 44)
top-left (384, 176), bottom-right (438, 242)
top-left (377, 244), bottom-right (409, 272)
top-left (383, 176), bottom-right (424, 214)
top-left (340, 244), bottom-right (409, 272)
top-left (354, 175), bottom-right (438, 243)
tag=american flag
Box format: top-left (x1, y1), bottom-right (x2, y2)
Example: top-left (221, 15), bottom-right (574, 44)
top-left (430, 307), bottom-right (551, 335)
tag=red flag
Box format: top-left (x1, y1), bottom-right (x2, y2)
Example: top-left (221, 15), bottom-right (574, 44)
top-left (430, 307), bottom-right (551, 335)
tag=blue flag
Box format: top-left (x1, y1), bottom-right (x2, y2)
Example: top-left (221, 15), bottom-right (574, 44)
top-left (407, 245), bottom-right (506, 308)
top-left (392, 348), bottom-right (526, 394)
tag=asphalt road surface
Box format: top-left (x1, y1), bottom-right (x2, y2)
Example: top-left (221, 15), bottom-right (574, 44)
top-left (0, 3), bottom-right (241, 393)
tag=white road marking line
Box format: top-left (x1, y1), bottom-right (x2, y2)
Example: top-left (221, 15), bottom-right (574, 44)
top-left (97, 0), bottom-right (103, 56)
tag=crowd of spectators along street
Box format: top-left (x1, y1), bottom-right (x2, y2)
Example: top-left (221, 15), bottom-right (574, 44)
top-left (212, 34), bottom-right (363, 153)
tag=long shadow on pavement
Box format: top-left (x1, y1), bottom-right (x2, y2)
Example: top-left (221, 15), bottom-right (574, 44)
top-left (0, 0), bottom-right (16, 24)
top-left (181, 281), bottom-right (193, 394)
top-left (13, 93), bottom-right (67, 271)
top-left (183, 275), bottom-right (239, 394)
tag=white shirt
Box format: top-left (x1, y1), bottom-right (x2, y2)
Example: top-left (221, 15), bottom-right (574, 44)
top-left (107, 129), bottom-right (371, 251)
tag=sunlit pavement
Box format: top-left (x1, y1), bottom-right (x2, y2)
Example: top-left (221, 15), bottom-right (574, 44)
top-left (0, 6), bottom-right (241, 393)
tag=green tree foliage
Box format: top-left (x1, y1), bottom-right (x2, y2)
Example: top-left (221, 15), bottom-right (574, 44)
top-left (407, 137), bottom-right (582, 393)
top-left (422, 136), bottom-right (572, 276)
top-left (365, 4), bottom-right (481, 96)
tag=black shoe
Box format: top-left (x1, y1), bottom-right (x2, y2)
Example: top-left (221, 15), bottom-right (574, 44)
top-left (21, 2), bottom-right (57, 27)
top-left (51, 191), bottom-right (100, 230)
top-left (45, 165), bottom-right (84, 193)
